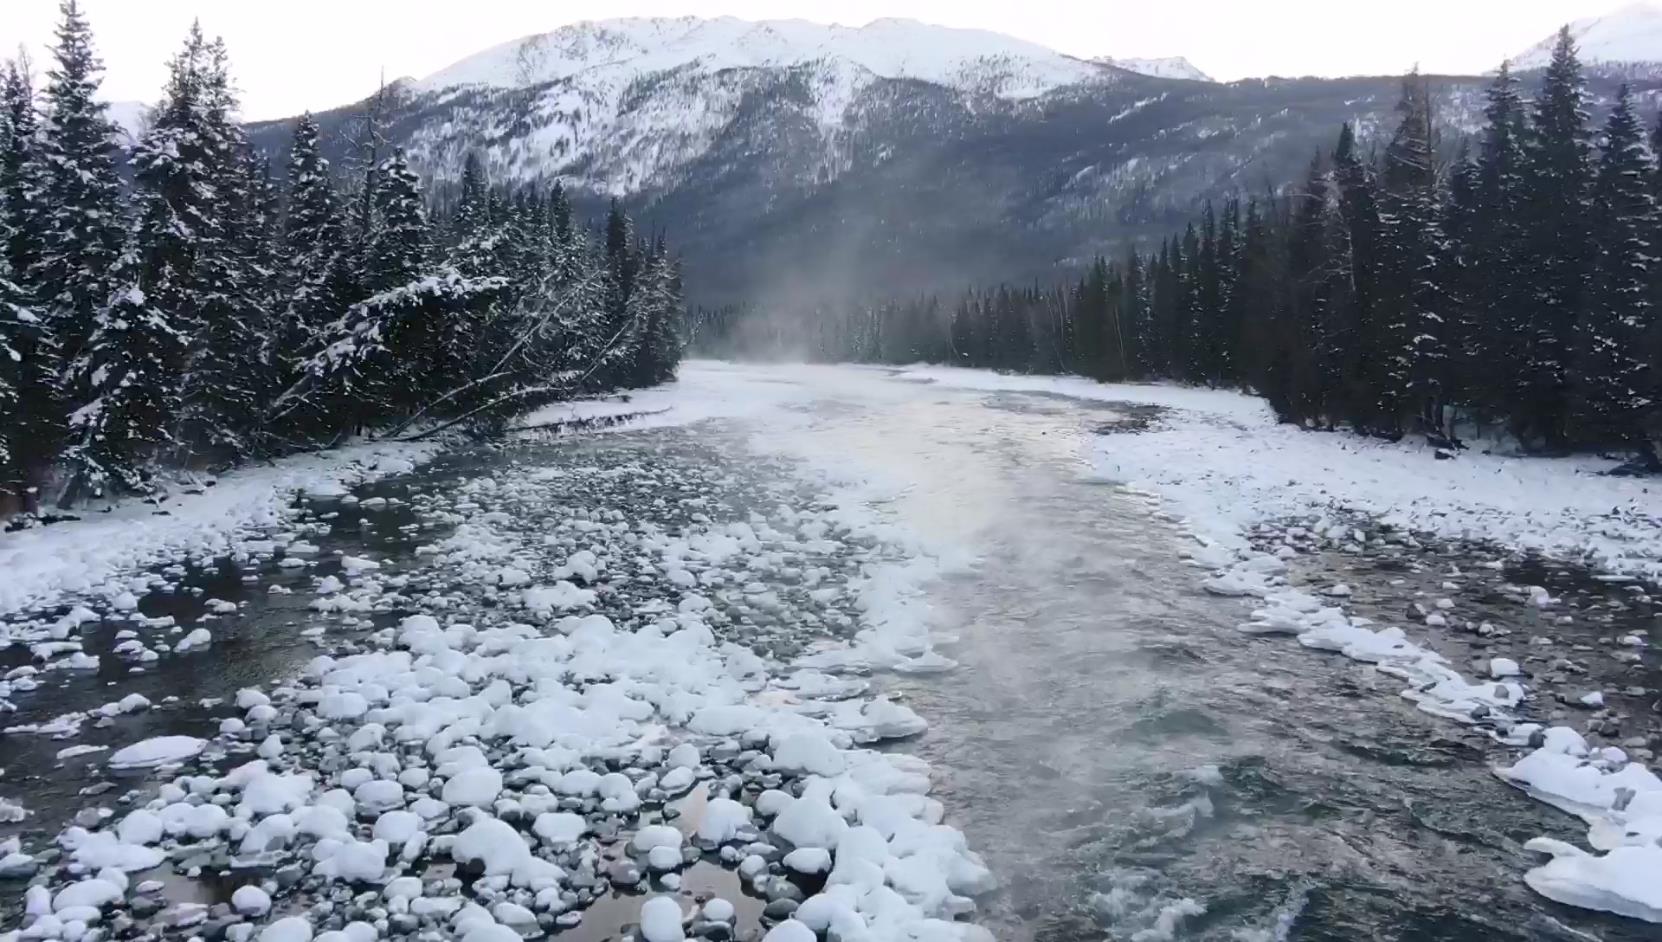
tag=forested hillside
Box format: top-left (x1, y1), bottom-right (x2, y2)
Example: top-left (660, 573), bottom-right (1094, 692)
top-left (694, 32), bottom-right (1662, 462)
top-left (0, 2), bottom-right (683, 516)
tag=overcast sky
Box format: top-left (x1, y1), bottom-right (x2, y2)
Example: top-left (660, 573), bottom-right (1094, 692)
top-left (0, 0), bottom-right (1613, 120)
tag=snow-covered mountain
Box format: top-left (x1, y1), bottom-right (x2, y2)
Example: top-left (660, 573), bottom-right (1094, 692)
top-left (396, 16), bottom-right (1126, 193)
top-left (1513, 2), bottom-right (1662, 71)
top-left (416, 17), bottom-right (1110, 100)
top-left (1095, 56), bottom-right (1213, 82)
top-left (248, 16), bottom-right (1637, 310)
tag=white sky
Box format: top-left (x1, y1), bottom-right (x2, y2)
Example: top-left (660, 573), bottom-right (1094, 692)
top-left (0, 0), bottom-right (1614, 121)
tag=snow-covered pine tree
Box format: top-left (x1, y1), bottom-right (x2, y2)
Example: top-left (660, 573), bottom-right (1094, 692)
top-left (1571, 84), bottom-right (1656, 458)
top-left (365, 151), bottom-right (429, 294)
top-left (1285, 153), bottom-right (1333, 423)
top-left (631, 250), bottom-right (683, 387)
top-left (2, 57), bottom-right (45, 289)
top-left (1187, 203), bottom-right (1221, 384)
top-left (0, 56), bottom-right (63, 509)
top-left (59, 253), bottom-right (187, 502)
top-left (1470, 62), bottom-right (1529, 429)
top-left (1213, 199), bottom-right (1241, 384)
top-left (1515, 28), bottom-right (1593, 450)
top-left (1374, 70), bottom-right (1447, 439)
top-left (1331, 123), bottom-right (1382, 430)
top-left (175, 32), bottom-right (272, 461)
top-left (1121, 248), bottom-right (1151, 375)
top-left (36, 0), bottom-right (126, 367)
top-left (1232, 200), bottom-right (1283, 402)
top-left (0, 276), bottom-right (59, 510)
top-left (59, 23), bottom-right (217, 495)
top-left (276, 113), bottom-right (349, 398)
top-left (1439, 148), bottom-right (1485, 429)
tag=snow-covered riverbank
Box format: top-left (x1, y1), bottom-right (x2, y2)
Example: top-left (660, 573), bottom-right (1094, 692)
top-left (0, 442), bottom-right (441, 620)
top-left (1, 419), bottom-right (993, 942)
top-left (890, 364), bottom-right (1662, 924)
top-left (4, 360), bottom-right (1659, 938)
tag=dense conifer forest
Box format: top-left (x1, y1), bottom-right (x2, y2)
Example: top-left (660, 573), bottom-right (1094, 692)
top-left (691, 31), bottom-right (1660, 464)
top-left (0, 2), bottom-right (683, 515)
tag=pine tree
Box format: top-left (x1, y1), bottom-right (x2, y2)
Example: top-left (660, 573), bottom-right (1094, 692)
top-left (1440, 148), bottom-right (1485, 428)
top-left (1516, 28), bottom-right (1593, 449)
top-left (1121, 249), bottom-right (1151, 374)
top-left (1470, 62), bottom-right (1529, 428)
top-left (2, 57), bottom-right (45, 287)
top-left (36, 0), bottom-right (126, 366)
top-left (155, 29), bottom-right (271, 461)
top-left (1188, 203), bottom-right (1221, 383)
top-left (1571, 84), bottom-right (1656, 456)
top-left (0, 276), bottom-right (60, 510)
top-left (60, 253), bottom-right (187, 501)
top-left (1285, 154), bottom-right (1332, 422)
top-left (366, 151), bottom-right (430, 292)
top-left (1213, 200), bottom-right (1241, 383)
top-left (278, 113), bottom-right (349, 365)
top-left (1331, 123), bottom-right (1382, 429)
top-left (1374, 70), bottom-right (1447, 438)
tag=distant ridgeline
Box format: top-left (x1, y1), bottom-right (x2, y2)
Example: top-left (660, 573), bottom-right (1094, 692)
top-left (0, 3), bottom-right (683, 516)
top-left (691, 34), bottom-right (1662, 464)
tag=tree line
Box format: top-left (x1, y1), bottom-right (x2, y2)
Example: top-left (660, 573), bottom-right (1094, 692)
top-left (691, 29), bottom-right (1660, 464)
top-left (0, 1), bottom-right (683, 515)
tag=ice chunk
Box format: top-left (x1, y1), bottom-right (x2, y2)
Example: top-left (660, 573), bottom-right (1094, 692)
top-left (1524, 839), bottom-right (1662, 923)
top-left (109, 735), bottom-right (206, 768)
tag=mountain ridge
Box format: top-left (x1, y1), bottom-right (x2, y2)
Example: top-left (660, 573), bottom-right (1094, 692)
top-left (1513, 2), bottom-right (1662, 70)
top-left (246, 14), bottom-right (1652, 310)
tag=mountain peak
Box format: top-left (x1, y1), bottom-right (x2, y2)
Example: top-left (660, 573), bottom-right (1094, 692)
top-left (413, 16), bottom-right (1111, 101)
top-left (1512, 2), bottom-right (1662, 70)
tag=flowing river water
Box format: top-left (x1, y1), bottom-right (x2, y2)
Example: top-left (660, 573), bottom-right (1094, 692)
top-left (2, 363), bottom-right (1655, 941)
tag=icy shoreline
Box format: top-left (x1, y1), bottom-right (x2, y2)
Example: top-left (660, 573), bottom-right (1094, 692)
top-left (0, 441), bottom-right (441, 620)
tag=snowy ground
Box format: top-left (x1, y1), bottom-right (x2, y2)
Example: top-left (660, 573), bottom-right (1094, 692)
top-left (3, 360), bottom-right (1660, 940)
top-left (0, 442), bottom-right (440, 620)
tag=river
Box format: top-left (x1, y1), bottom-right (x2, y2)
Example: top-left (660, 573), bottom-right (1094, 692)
top-left (1, 362), bottom-right (1653, 941)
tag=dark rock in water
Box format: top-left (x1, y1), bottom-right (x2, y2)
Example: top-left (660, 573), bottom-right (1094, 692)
top-left (694, 920), bottom-right (735, 940)
top-left (762, 898), bottom-right (799, 920)
top-left (275, 863), bottom-right (306, 888)
top-left (608, 862), bottom-right (642, 886)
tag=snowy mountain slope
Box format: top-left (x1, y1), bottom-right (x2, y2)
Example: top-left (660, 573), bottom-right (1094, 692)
top-left (246, 16), bottom-right (1652, 311)
top-left (393, 16), bottom-right (1121, 192)
top-left (415, 17), bottom-right (1109, 100)
top-left (1095, 56), bottom-right (1213, 82)
top-left (1513, 2), bottom-right (1662, 70)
